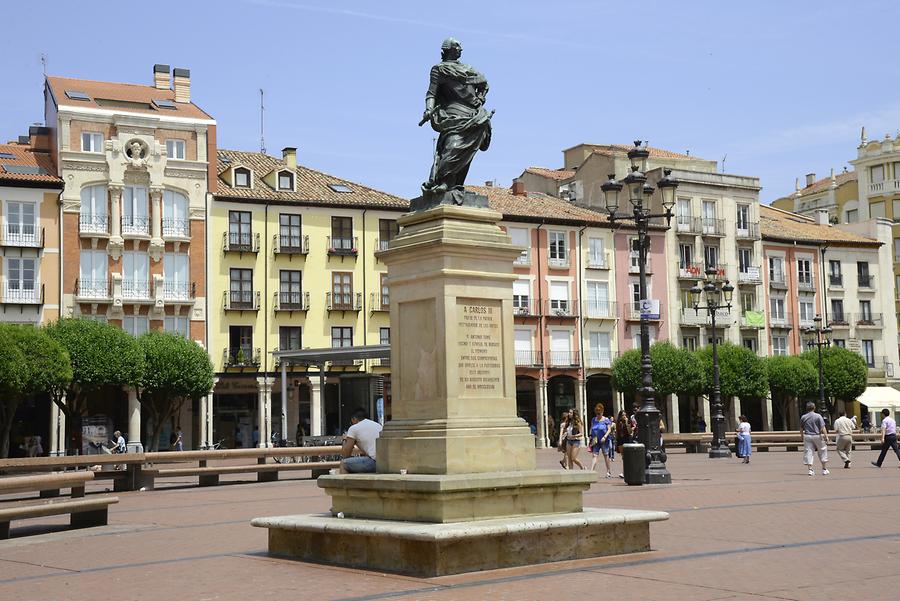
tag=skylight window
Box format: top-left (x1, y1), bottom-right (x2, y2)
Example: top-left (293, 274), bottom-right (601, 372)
top-left (0, 152), bottom-right (14, 160)
top-left (328, 183), bottom-right (353, 193)
top-left (2, 165), bottom-right (47, 175)
top-left (153, 99), bottom-right (176, 110)
top-left (65, 90), bottom-right (91, 101)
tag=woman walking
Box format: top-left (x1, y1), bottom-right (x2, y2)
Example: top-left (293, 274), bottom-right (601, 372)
top-left (589, 404), bottom-right (613, 477)
top-left (557, 410), bottom-right (570, 468)
top-left (565, 410), bottom-right (586, 470)
top-left (737, 415), bottom-right (751, 464)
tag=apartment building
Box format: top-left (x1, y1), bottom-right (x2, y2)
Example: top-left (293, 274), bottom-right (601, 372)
top-left (0, 128), bottom-right (64, 326)
top-left (45, 65), bottom-right (215, 452)
top-left (211, 148), bottom-right (405, 446)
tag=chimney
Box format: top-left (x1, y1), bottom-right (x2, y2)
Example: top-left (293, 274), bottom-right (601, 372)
top-left (153, 64), bottom-right (171, 90)
top-left (484, 180), bottom-right (493, 187)
top-left (816, 209), bottom-right (830, 225)
top-left (282, 147), bottom-right (297, 169)
top-left (805, 172), bottom-right (816, 187)
top-left (511, 180), bottom-right (526, 196)
top-left (172, 68), bottom-right (191, 103)
top-left (28, 126), bottom-right (51, 152)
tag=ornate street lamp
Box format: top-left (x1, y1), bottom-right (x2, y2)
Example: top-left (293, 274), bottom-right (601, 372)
top-left (804, 315), bottom-right (832, 422)
top-left (601, 141), bottom-right (678, 484)
top-left (690, 273), bottom-right (735, 458)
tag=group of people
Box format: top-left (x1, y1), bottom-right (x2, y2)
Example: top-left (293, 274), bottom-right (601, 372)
top-left (556, 404), bottom-right (636, 478)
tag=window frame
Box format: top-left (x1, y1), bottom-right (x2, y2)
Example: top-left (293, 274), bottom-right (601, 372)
top-left (81, 132), bottom-right (103, 153)
top-left (165, 139), bottom-right (186, 160)
top-left (234, 167), bottom-right (252, 188)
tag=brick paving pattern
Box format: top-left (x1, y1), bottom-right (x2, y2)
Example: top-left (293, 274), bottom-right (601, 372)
top-left (1, 448), bottom-right (897, 600)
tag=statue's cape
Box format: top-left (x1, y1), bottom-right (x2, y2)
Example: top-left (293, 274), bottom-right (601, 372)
top-left (431, 60), bottom-right (487, 85)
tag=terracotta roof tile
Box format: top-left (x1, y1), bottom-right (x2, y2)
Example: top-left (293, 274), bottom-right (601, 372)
top-left (46, 76), bottom-right (213, 120)
top-left (523, 167), bottom-right (575, 181)
top-left (468, 185), bottom-right (607, 224)
top-left (796, 171), bottom-right (857, 197)
top-left (760, 205), bottom-right (878, 246)
top-left (584, 144), bottom-right (699, 160)
top-left (0, 143), bottom-right (62, 187)
top-left (215, 149), bottom-right (408, 209)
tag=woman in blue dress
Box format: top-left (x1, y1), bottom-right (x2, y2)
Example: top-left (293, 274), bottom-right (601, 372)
top-left (589, 403), bottom-right (613, 478)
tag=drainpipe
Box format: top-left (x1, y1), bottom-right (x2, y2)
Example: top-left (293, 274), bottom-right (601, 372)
top-left (577, 223), bottom-right (588, 392)
top-left (57, 189), bottom-right (64, 319)
top-left (820, 245), bottom-right (829, 325)
top-left (535, 221), bottom-right (546, 445)
top-left (362, 209), bottom-right (368, 350)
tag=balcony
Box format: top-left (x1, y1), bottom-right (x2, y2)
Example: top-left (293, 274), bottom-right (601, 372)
top-left (769, 274), bottom-right (788, 289)
top-left (223, 347), bottom-right (261, 368)
top-left (274, 234), bottom-right (309, 256)
top-left (828, 313), bottom-right (850, 328)
top-left (547, 249), bottom-right (569, 269)
top-left (274, 290), bottom-right (309, 312)
top-left (798, 315), bottom-right (816, 329)
top-left (1, 226), bottom-right (44, 248)
top-left (121, 279), bottom-right (152, 301)
top-left (586, 251), bottom-right (610, 270)
top-left (547, 350), bottom-right (580, 368)
top-left (674, 215), bottom-right (699, 235)
top-left (628, 256), bottom-right (652, 274)
top-left (544, 299), bottom-right (578, 318)
top-left (326, 291), bottom-right (362, 312)
top-left (224, 232), bottom-right (260, 254)
top-left (74, 278), bottom-right (112, 301)
top-left (699, 217), bottom-right (725, 237)
top-left (858, 274), bottom-right (874, 289)
top-left (514, 350), bottom-right (543, 367)
top-left (512, 298), bottom-right (540, 317)
top-left (512, 249), bottom-right (531, 267)
top-left (867, 179), bottom-right (900, 197)
top-left (677, 261), bottom-right (705, 280)
top-left (585, 349), bottom-right (613, 369)
top-left (704, 263), bottom-right (728, 279)
top-left (738, 267), bottom-right (762, 285)
top-left (855, 313), bottom-right (883, 327)
top-left (162, 218), bottom-right (190, 239)
top-left (797, 277), bottom-right (815, 292)
top-left (739, 311), bottom-right (765, 329)
top-left (829, 274), bottom-right (843, 287)
top-left (79, 214), bottom-right (109, 236)
top-left (582, 300), bottom-right (617, 320)
top-left (327, 236), bottom-right (358, 257)
top-left (375, 237), bottom-right (393, 252)
top-left (223, 290), bottom-right (260, 312)
top-left (2, 284), bottom-right (43, 305)
top-left (735, 223), bottom-right (760, 239)
top-left (370, 292), bottom-right (389, 312)
top-left (163, 281), bottom-right (195, 303)
top-left (121, 216), bottom-right (150, 237)
top-left (769, 313), bottom-right (793, 329)
top-left (625, 302), bottom-right (661, 321)
top-left (679, 307), bottom-right (735, 327)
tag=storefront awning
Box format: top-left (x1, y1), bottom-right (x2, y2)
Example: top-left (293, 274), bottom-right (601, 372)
top-left (857, 386), bottom-right (900, 412)
top-left (272, 344), bottom-right (390, 366)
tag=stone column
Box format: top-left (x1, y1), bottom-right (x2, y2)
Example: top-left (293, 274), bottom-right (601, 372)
top-left (149, 187), bottom-right (164, 261)
top-left (206, 382), bottom-right (216, 446)
top-left (257, 377), bottom-right (274, 447)
top-left (762, 393), bottom-right (774, 431)
top-left (286, 381), bottom-right (300, 444)
top-left (702, 397), bottom-right (711, 434)
top-left (127, 387), bottom-right (142, 452)
top-left (108, 185), bottom-right (123, 258)
top-left (309, 378), bottom-right (323, 436)
top-left (538, 378), bottom-right (550, 448)
top-left (666, 394), bottom-right (680, 434)
top-left (199, 391), bottom-right (208, 448)
top-left (49, 396), bottom-right (66, 456)
top-left (576, 379), bottom-right (587, 428)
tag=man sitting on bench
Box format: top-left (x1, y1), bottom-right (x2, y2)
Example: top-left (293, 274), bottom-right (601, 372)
top-left (340, 408), bottom-right (382, 474)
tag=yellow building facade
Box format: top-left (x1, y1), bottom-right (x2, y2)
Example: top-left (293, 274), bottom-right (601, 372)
top-left (209, 148), bottom-right (406, 446)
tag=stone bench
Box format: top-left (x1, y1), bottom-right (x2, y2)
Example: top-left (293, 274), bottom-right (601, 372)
top-left (0, 472), bottom-right (94, 500)
top-left (0, 496), bottom-right (118, 539)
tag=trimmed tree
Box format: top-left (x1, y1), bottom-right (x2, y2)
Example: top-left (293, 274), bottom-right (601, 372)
top-left (0, 324), bottom-right (72, 457)
top-left (45, 319), bottom-right (145, 454)
top-left (697, 343), bottom-right (768, 407)
top-left (138, 331), bottom-right (213, 451)
top-left (765, 355), bottom-right (818, 430)
top-left (611, 342), bottom-right (705, 401)
top-left (800, 345), bottom-right (867, 420)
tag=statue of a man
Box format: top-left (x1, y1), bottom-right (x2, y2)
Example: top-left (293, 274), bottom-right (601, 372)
top-left (420, 38), bottom-right (493, 195)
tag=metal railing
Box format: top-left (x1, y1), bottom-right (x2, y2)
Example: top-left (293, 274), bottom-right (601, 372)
top-left (224, 231), bottom-right (260, 253)
top-left (735, 223), bottom-right (760, 239)
top-left (586, 251), bottom-right (610, 269)
top-left (854, 313), bottom-right (883, 327)
top-left (274, 234), bottom-right (309, 255)
top-left (858, 274), bottom-right (874, 288)
top-left (224, 290), bottom-right (260, 311)
top-left (829, 312), bottom-right (850, 326)
top-left (512, 298), bottom-right (540, 317)
top-left (797, 277), bottom-right (815, 291)
top-left (2, 284), bottom-right (44, 305)
top-left (121, 215), bottom-right (150, 236)
top-left (326, 291), bottom-right (362, 311)
top-left (513, 250), bottom-right (531, 266)
top-left (75, 278), bottom-right (111, 299)
top-left (769, 273), bottom-right (787, 288)
top-left (369, 292), bottom-right (389, 312)
top-left (829, 274), bottom-right (843, 287)
top-left (162, 218), bottom-right (190, 238)
top-left (514, 350), bottom-right (543, 367)
top-left (547, 350), bottom-right (580, 367)
top-left (738, 267), bottom-right (762, 284)
top-left (163, 281), bottom-right (195, 301)
top-left (769, 312), bottom-right (793, 329)
top-left (79, 214), bottom-right (109, 234)
top-left (674, 214), bottom-right (698, 234)
top-left (1, 226), bottom-right (44, 248)
top-left (121, 279), bottom-right (152, 300)
top-left (699, 217), bottom-right (725, 236)
top-left (628, 256), bottom-right (652, 274)
top-left (677, 261), bottom-right (705, 279)
top-left (375, 237), bottom-right (392, 252)
top-left (626, 302), bottom-right (661, 321)
top-left (582, 300), bottom-right (617, 320)
top-left (223, 347), bottom-right (261, 368)
top-left (544, 299), bottom-right (578, 318)
top-left (547, 249), bottom-right (569, 268)
top-left (327, 236), bottom-right (358, 255)
top-left (274, 290), bottom-right (309, 311)
top-left (585, 349), bottom-right (613, 369)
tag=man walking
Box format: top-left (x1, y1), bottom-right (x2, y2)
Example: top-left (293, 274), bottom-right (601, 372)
top-left (871, 408), bottom-right (900, 468)
top-left (800, 402), bottom-right (829, 476)
top-left (833, 411), bottom-right (854, 469)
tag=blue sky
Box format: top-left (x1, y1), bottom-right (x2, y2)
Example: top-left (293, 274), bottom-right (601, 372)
top-left (3, 1), bottom-right (898, 202)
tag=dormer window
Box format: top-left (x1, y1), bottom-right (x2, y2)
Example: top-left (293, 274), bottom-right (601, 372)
top-left (234, 167), bottom-right (251, 188)
top-left (278, 171), bottom-right (294, 191)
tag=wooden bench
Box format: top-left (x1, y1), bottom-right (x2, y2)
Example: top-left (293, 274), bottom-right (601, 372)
top-left (0, 472), bottom-right (94, 500)
top-left (145, 460), bottom-right (342, 487)
top-left (0, 496), bottom-right (118, 539)
top-left (0, 454), bottom-right (150, 492)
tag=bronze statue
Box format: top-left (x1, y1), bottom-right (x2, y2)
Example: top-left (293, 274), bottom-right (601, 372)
top-left (420, 38), bottom-right (493, 195)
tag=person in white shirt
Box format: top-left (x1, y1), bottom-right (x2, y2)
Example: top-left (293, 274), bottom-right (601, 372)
top-left (832, 411), bottom-right (855, 469)
top-left (736, 416), bottom-right (751, 464)
top-left (340, 409), bottom-right (383, 474)
top-left (872, 408), bottom-right (900, 468)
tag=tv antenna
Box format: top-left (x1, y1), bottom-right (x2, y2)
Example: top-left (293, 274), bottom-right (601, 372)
top-left (40, 53), bottom-right (47, 77)
top-left (721, 154), bottom-right (727, 173)
top-left (259, 89), bottom-right (266, 154)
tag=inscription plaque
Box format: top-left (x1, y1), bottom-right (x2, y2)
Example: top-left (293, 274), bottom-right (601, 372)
top-left (456, 299), bottom-right (503, 397)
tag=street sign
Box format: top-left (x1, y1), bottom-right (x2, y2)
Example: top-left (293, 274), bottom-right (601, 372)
top-left (639, 299), bottom-right (660, 319)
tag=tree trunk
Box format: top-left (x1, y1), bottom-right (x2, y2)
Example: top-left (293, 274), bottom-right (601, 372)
top-left (0, 406), bottom-right (13, 459)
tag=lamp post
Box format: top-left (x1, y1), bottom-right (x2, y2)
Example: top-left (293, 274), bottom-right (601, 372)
top-left (689, 273), bottom-right (735, 458)
top-left (804, 315), bottom-right (832, 421)
top-left (601, 141), bottom-right (678, 484)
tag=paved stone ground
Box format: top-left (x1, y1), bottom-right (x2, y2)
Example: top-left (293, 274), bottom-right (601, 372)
top-left (1, 447), bottom-right (898, 601)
